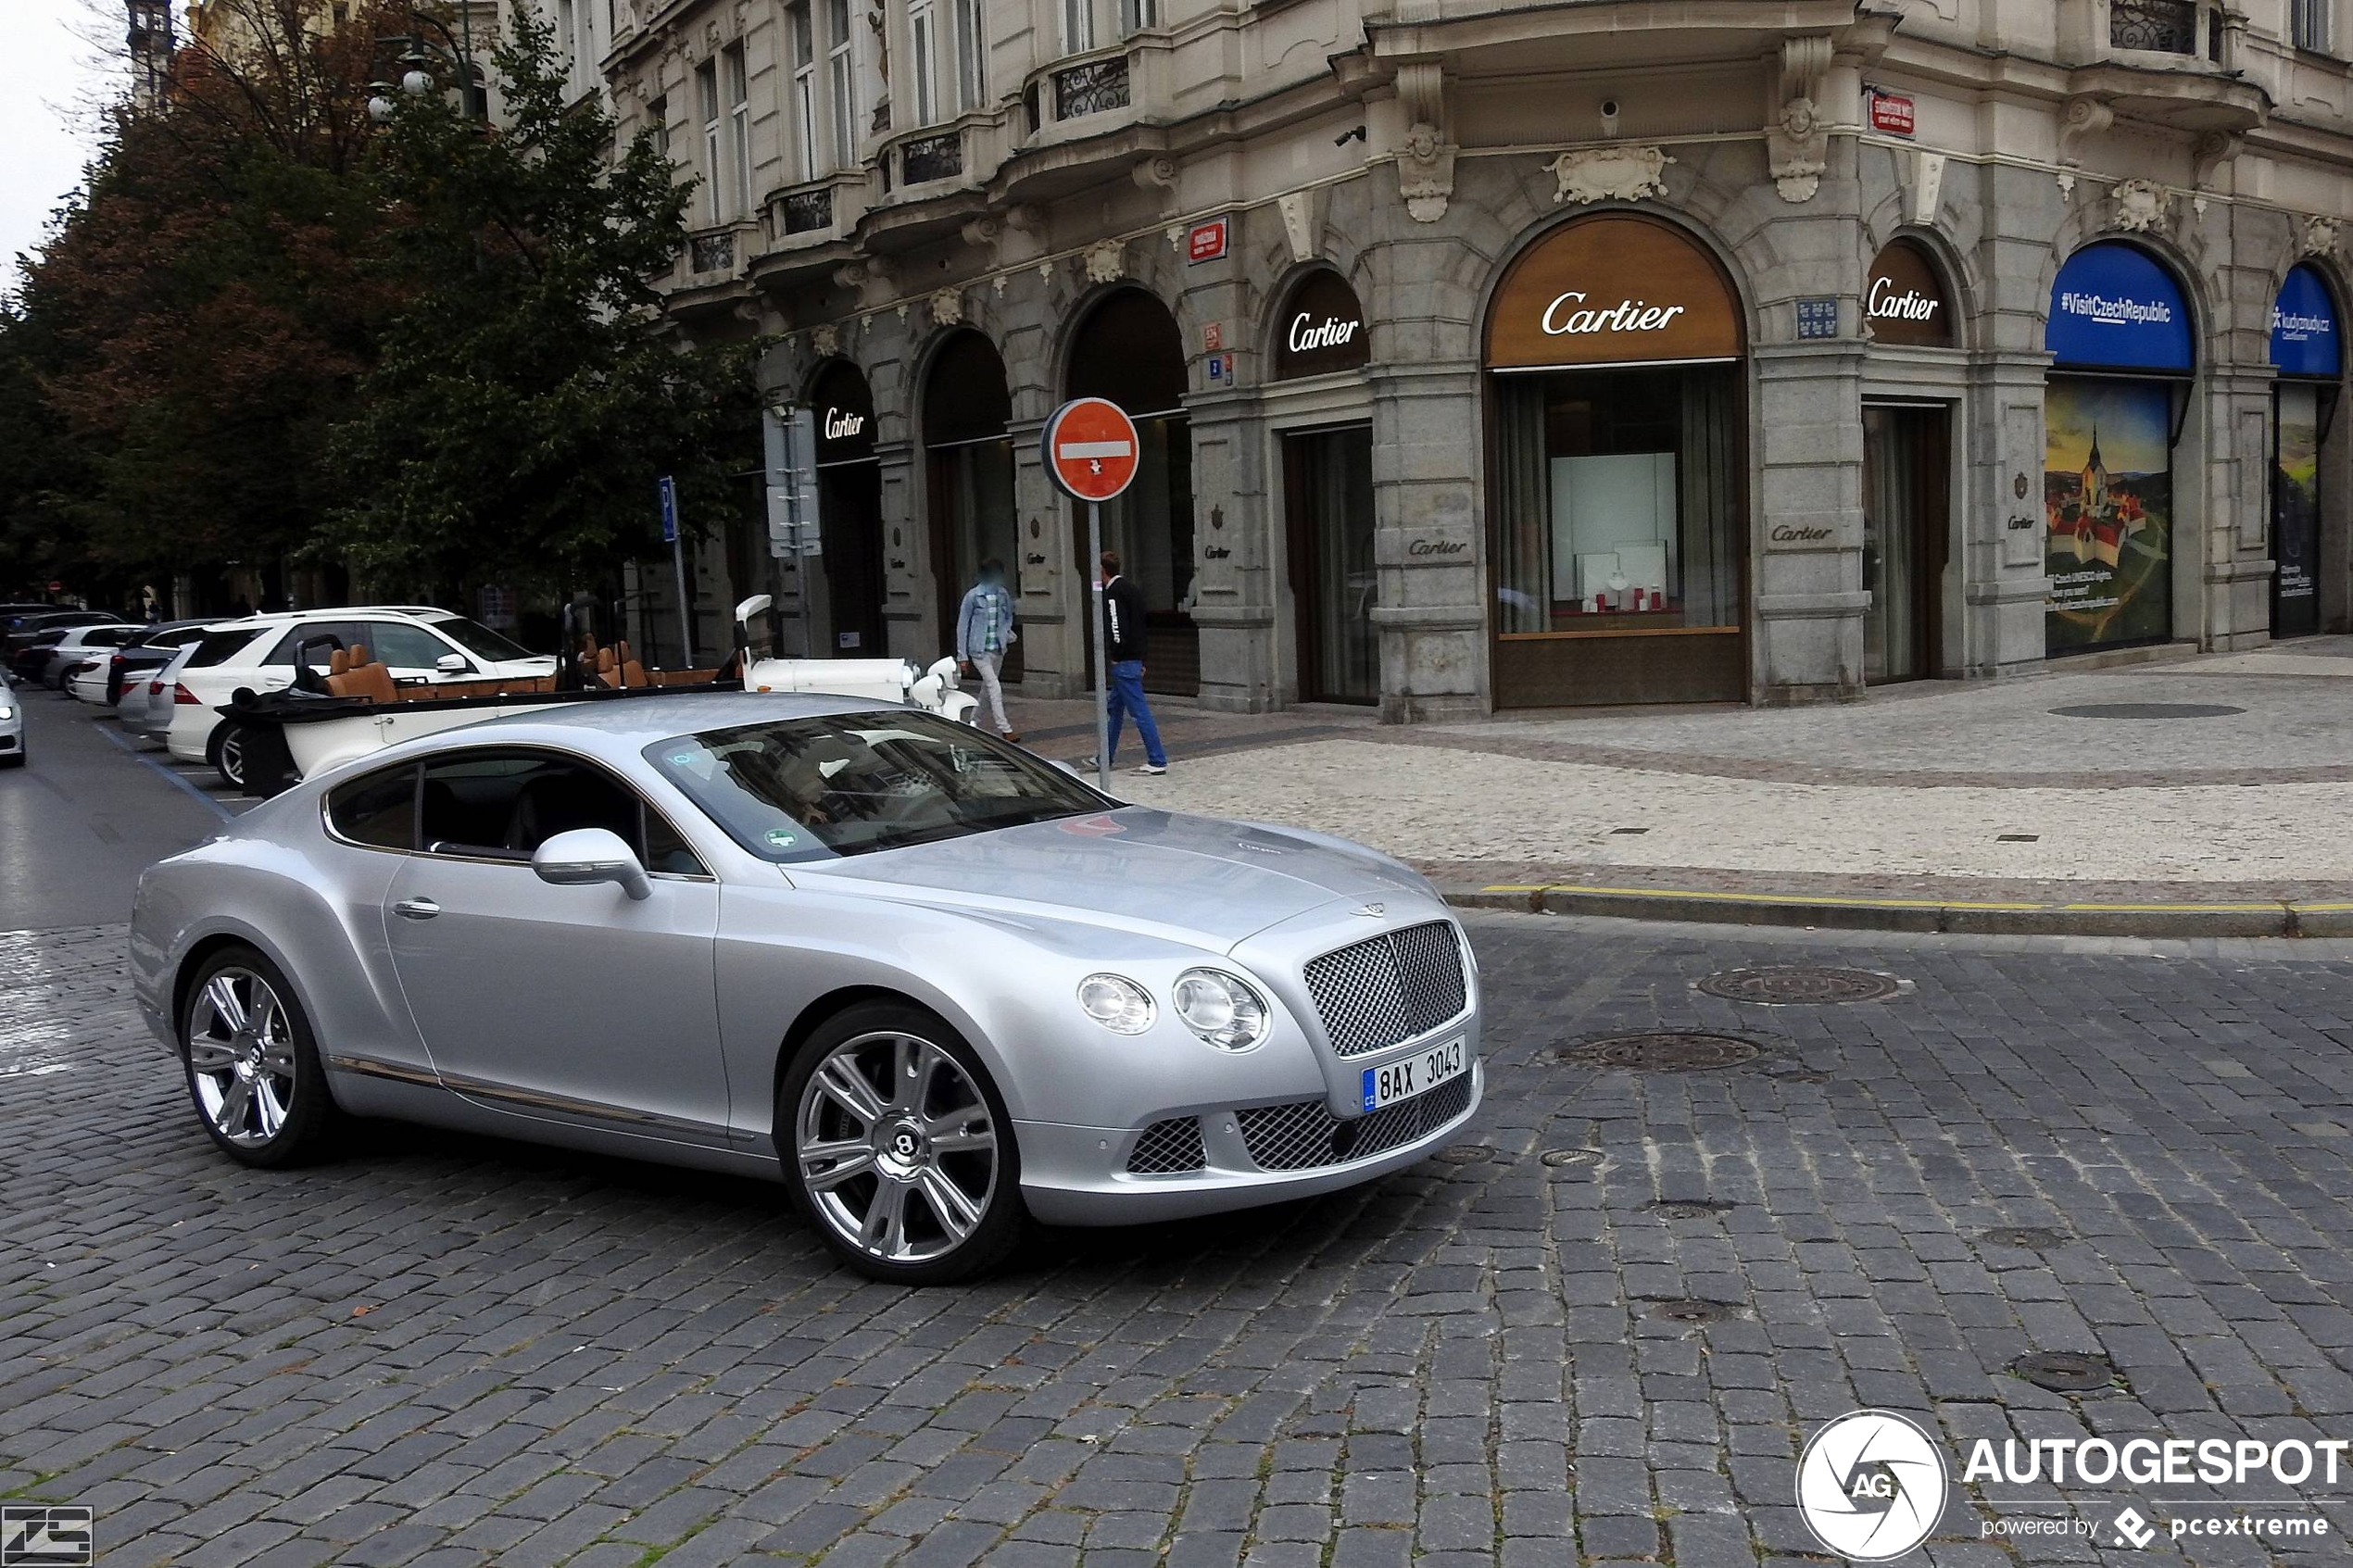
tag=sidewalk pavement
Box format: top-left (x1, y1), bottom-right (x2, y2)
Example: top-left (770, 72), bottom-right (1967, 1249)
top-left (996, 638), bottom-right (2353, 936)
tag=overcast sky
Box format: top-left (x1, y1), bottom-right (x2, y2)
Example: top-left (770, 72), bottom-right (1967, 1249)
top-left (1, 0), bottom-right (120, 294)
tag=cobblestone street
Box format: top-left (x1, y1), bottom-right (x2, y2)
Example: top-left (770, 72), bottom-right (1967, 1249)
top-left (7, 915), bottom-right (2353, 1565)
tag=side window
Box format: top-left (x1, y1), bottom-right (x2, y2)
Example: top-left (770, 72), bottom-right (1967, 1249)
top-left (326, 763), bottom-right (418, 851)
top-left (266, 621), bottom-right (355, 668)
top-left (419, 752), bottom-right (644, 860)
top-left (362, 622), bottom-right (460, 672)
top-left (641, 802), bottom-right (708, 877)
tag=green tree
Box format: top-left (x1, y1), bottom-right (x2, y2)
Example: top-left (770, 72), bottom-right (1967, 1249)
top-left (329, 2), bottom-right (756, 594)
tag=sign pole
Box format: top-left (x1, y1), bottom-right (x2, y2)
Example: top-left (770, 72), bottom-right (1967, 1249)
top-left (672, 532), bottom-right (695, 668)
top-left (1087, 499), bottom-right (1111, 794)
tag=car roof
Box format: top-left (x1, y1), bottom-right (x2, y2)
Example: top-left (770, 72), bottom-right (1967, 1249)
top-left (212, 606), bottom-right (454, 626)
top-left (387, 693), bottom-right (912, 756)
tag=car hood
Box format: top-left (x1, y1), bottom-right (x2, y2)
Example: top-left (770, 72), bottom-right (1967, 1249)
top-left (798, 808), bottom-right (1434, 947)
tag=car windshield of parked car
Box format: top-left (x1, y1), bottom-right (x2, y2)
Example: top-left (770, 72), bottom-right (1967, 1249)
top-left (432, 617), bottom-right (533, 663)
top-left (648, 711), bottom-right (1109, 860)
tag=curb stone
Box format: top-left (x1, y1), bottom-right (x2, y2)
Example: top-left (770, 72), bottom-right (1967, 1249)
top-left (1441, 884), bottom-right (2353, 939)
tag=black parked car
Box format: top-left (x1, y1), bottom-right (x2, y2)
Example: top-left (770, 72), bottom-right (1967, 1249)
top-left (4, 608), bottom-right (120, 659)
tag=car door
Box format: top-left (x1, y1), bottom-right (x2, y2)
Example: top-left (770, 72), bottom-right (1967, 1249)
top-left (381, 746), bottom-right (731, 1147)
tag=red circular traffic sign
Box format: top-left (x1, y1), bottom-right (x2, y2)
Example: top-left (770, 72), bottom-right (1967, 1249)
top-left (1041, 397), bottom-right (1139, 503)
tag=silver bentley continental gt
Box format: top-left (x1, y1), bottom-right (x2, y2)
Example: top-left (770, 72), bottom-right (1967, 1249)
top-left (130, 695), bottom-right (1483, 1283)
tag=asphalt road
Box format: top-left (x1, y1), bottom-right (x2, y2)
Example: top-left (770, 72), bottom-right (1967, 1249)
top-left (0, 679), bottom-right (248, 930)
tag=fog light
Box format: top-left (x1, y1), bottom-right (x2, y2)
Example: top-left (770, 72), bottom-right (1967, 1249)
top-left (1076, 973), bottom-right (1153, 1035)
top-left (1172, 969), bottom-right (1269, 1051)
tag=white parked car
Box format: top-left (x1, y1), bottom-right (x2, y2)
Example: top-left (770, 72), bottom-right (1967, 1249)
top-left (0, 671), bottom-right (22, 768)
top-left (137, 642), bottom-right (206, 746)
top-left (84, 620), bottom-right (220, 720)
top-left (37, 623), bottom-right (139, 691)
top-left (164, 608), bottom-right (559, 788)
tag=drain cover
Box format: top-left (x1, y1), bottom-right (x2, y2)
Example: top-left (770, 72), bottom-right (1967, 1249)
top-left (1646, 1298), bottom-right (1735, 1325)
top-left (2050, 702), bottom-right (2246, 720)
top-left (1559, 1032), bottom-right (1764, 1073)
top-left (2010, 1352), bottom-right (2115, 1393)
top-left (1541, 1148), bottom-right (1605, 1169)
top-left (1646, 1198), bottom-right (1733, 1221)
top-left (1434, 1144), bottom-right (1493, 1165)
top-left (1982, 1225), bottom-right (2069, 1250)
top-left (1696, 967), bottom-right (1901, 1005)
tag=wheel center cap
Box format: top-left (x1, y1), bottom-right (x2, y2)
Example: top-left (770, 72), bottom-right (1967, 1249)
top-left (876, 1121), bottom-right (927, 1176)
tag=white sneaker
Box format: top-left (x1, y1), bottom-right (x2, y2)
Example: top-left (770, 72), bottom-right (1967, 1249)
top-left (1133, 762), bottom-right (1167, 776)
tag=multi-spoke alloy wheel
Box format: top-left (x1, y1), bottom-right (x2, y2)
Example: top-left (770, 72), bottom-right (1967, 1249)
top-left (180, 947), bottom-right (333, 1166)
top-left (782, 1003), bottom-right (1026, 1283)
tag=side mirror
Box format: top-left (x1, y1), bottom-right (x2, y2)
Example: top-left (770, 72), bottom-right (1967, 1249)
top-left (435, 652), bottom-right (472, 674)
top-left (531, 827), bottom-right (652, 900)
top-left (735, 594), bottom-right (774, 623)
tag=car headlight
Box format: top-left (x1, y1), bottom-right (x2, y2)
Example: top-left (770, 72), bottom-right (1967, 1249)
top-left (0, 705), bottom-right (12, 721)
top-left (1172, 968), bottom-right (1271, 1051)
top-left (1076, 973), bottom-right (1154, 1035)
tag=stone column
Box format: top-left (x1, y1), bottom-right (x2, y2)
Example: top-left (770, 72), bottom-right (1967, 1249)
top-left (1752, 340), bottom-right (1869, 701)
top-left (2200, 365), bottom-right (2277, 649)
top-left (1184, 384), bottom-right (1276, 711)
top-left (1961, 354), bottom-right (2060, 676)
top-left (1368, 358), bottom-right (1485, 722)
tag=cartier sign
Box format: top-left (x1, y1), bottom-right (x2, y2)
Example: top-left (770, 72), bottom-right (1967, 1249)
top-left (1487, 213), bottom-right (1743, 370)
top-left (809, 360), bottom-right (877, 460)
top-left (1273, 270), bottom-right (1371, 381)
top-left (1863, 239), bottom-right (1955, 349)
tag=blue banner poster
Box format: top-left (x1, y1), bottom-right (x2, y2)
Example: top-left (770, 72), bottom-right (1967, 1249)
top-left (2274, 382), bottom-right (2322, 637)
top-left (2045, 377), bottom-right (2173, 652)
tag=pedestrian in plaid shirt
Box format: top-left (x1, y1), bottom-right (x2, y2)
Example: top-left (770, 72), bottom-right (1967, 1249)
top-left (955, 558), bottom-right (1020, 741)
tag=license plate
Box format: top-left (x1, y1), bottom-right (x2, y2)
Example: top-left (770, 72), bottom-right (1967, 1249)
top-left (1361, 1036), bottom-right (1466, 1113)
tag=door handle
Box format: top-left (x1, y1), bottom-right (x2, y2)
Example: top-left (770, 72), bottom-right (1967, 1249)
top-left (393, 897), bottom-right (441, 921)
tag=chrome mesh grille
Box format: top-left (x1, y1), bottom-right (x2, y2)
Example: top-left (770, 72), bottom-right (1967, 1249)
top-left (1302, 922), bottom-right (1469, 1058)
top-left (1126, 1117), bottom-right (1206, 1175)
top-left (1235, 1073), bottom-right (1475, 1173)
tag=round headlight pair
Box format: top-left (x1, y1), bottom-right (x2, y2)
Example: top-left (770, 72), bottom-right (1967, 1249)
top-left (1076, 969), bottom-right (1271, 1051)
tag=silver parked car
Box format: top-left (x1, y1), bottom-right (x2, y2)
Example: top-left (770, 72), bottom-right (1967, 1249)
top-left (131, 695), bottom-right (1482, 1282)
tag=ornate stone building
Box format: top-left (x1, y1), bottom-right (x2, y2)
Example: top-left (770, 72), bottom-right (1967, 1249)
top-left (610, 0), bottom-right (2353, 718)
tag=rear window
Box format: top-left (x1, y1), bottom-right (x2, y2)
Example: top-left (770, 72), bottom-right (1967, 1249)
top-left (187, 627), bottom-right (269, 669)
top-left (326, 763), bottom-right (418, 851)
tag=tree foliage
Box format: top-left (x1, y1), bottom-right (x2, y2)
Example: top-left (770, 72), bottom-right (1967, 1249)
top-left (328, 3), bottom-right (754, 593)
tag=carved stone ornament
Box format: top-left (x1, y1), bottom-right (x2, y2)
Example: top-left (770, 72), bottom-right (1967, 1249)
top-left (812, 323), bottom-right (840, 358)
top-left (1277, 190), bottom-right (1315, 263)
top-left (930, 288), bottom-right (963, 326)
top-left (1083, 239), bottom-right (1124, 285)
top-left (960, 215), bottom-right (1001, 252)
top-left (2111, 178), bottom-right (2169, 234)
top-left (833, 258), bottom-right (897, 309)
top-left (2057, 95), bottom-right (2114, 167)
top-left (1131, 156), bottom-right (1177, 194)
top-left (1394, 61), bottom-right (1455, 224)
top-left (2193, 131), bottom-right (2240, 190)
top-left (1545, 145), bottom-right (1675, 207)
top-left (1768, 35), bottom-right (1832, 205)
top-left (2304, 215), bottom-right (2343, 257)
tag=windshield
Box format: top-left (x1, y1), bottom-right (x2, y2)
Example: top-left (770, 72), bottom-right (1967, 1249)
top-left (647, 711), bottom-right (1110, 860)
top-left (433, 617), bottom-right (533, 662)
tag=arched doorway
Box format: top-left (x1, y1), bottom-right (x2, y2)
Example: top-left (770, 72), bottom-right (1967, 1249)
top-left (1483, 212), bottom-right (1749, 707)
top-left (809, 359), bottom-right (886, 656)
top-left (2269, 263), bottom-right (2342, 638)
top-left (1860, 237), bottom-right (1959, 684)
top-left (924, 332), bottom-right (1021, 678)
top-left (1271, 268), bottom-right (1376, 703)
top-left (1064, 290), bottom-right (1197, 696)
top-left (2043, 242), bottom-right (2195, 656)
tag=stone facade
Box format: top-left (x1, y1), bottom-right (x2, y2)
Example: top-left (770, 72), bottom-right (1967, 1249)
top-left (610, 0), bottom-right (2353, 715)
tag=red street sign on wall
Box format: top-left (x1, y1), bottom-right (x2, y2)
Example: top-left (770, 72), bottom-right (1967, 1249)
top-left (1042, 397), bottom-right (1140, 503)
top-left (1186, 218), bottom-right (1228, 264)
top-left (1869, 90), bottom-right (1916, 136)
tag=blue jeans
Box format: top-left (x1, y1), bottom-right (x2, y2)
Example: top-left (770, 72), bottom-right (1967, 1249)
top-left (1105, 659), bottom-right (1166, 767)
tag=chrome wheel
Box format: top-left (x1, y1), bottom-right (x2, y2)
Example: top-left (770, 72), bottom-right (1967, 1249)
top-left (214, 726), bottom-right (247, 788)
top-left (795, 1030), bottom-right (999, 1265)
top-left (185, 968), bottom-right (296, 1147)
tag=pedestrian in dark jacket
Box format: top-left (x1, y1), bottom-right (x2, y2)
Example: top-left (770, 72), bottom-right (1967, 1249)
top-left (1093, 550), bottom-right (1166, 773)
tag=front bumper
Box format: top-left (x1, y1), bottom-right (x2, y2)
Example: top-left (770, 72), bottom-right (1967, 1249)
top-left (1016, 1059), bottom-right (1483, 1225)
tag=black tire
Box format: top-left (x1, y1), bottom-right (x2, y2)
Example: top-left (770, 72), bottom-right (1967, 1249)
top-left (776, 999), bottom-right (1027, 1286)
top-left (178, 945), bottom-right (338, 1168)
top-left (207, 721), bottom-right (250, 791)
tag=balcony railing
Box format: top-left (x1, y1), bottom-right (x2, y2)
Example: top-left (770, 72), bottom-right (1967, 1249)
top-left (2109, 0), bottom-right (2220, 60)
top-left (900, 130), bottom-right (963, 185)
top-left (781, 186), bottom-right (834, 236)
top-left (1053, 56), bottom-right (1131, 119)
top-left (687, 230), bottom-right (736, 274)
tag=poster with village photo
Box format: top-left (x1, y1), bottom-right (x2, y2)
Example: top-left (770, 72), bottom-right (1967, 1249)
top-left (2045, 377), bottom-right (2174, 652)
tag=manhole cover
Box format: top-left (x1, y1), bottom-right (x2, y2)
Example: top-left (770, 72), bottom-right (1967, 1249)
top-left (1646, 1298), bottom-right (1735, 1325)
top-left (2049, 702), bottom-right (2246, 721)
top-left (1646, 1198), bottom-right (1733, 1220)
top-left (2010, 1352), bottom-right (2116, 1393)
top-left (1541, 1148), bottom-right (1604, 1169)
top-left (1696, 967), bottom-right (1902, 1005)
top-left (1434, 1144), bottom-right (1493, 1165)
top-left (1982, 1225), bottom-right (2069, 1250)
top-left (1559, 1032), bottom-right (1764, 1073)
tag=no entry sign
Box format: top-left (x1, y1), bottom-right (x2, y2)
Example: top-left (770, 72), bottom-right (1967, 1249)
top-left (1041, 397), bottom-right (1139, 503)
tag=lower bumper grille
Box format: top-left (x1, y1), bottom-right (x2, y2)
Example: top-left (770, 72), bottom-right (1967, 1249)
top-left (1236, 1073), bottom-right (1474, 1173)
top-left (1126, 1116), bottom-right (1207, 1174)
